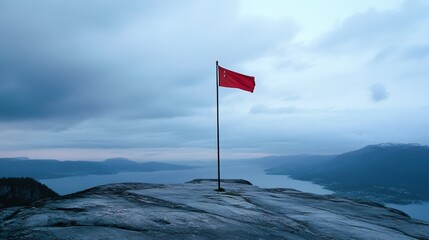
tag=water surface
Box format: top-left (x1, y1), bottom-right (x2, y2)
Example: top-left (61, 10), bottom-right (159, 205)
top-left (40, 164), bottom-right (427, 222)
top-left (40, 164), bottom-right (331, 195)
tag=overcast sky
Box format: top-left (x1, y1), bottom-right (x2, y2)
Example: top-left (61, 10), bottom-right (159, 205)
top-left (0, 0), bottom-right (428, 161)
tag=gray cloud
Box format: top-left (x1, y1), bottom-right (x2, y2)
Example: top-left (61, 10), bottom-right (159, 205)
top-left (250, 105), bottom-right (298, 115)
top-left (369, 83), bottom-right (388, 102)
top-left (0, 0), bottom-right (298, 152)
top-left (401, 44), bottom-right (429, 60)
top-left (370, 46), bottom-right (397, 63)
top-left (370, 44), bottom-right (429, 64)
top-left (313, 0), bottom-right (429, 53)
top-left (0, 0), bottom-right (297, 126)
top-left (1, 1), bottom-right (428, 159)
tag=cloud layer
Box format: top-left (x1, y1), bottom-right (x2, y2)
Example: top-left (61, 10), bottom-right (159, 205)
top-left (0, 0), bottom-right (428, 160)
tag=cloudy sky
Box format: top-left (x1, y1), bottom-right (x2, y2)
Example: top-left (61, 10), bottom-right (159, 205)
top-left (0, 0), bottom-right (428, 161)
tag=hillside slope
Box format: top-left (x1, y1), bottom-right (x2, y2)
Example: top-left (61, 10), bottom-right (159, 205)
top-left (266, 143), bottom-right (429, 203)
top-left (0, 178), bottom-right (59, 208)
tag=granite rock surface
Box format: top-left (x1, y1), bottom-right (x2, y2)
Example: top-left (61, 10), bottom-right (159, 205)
top-left (1, 179), bottom-right (428, 239)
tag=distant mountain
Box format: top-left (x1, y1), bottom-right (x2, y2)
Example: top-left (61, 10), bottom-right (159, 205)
top-left (102, 158), bottom-right (141, 170)
top-left (101, 158), bottom-right (191, 172)
top-left (0, 158), bottom-right (112, 179)
top-left (266, 143), bottom-right (429, 203)
top-left (0, 158), bottom-right (194, 180)
top-left (0, 177), bottom-right (59, 208)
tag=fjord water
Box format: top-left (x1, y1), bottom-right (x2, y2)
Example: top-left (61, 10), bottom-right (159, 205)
top-left (40, 164), bottom-right (331, 195)
top-left (40, 164), bottom-right (429, 222)
top-left (387, 202), bottom-right (429, 222)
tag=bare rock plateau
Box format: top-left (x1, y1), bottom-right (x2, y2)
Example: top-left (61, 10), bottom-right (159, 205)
top-left (1, 179), bottom-right (428, 239)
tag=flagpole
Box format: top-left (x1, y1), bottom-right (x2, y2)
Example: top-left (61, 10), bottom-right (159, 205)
top-left (216, 61), bottom-right (223, 192)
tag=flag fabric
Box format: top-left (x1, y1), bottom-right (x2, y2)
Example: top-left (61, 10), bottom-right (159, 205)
top-left (218, 65), bottom-right (255, 93)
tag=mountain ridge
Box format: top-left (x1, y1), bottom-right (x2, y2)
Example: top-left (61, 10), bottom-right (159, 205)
top-left (0, 157), bottom-right (194, 180)
top-left (266, 143), bottom-right (429, 203)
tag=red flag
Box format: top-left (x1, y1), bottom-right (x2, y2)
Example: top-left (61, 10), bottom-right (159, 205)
top-left (218, 65), bottom-right (255, 93)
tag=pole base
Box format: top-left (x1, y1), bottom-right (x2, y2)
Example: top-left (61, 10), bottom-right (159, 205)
top-left (215, 187), bottom-right (225, 192)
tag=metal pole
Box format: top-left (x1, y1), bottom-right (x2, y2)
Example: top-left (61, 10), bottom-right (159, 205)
top-left (216, 61), bottom-right (222, 191)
